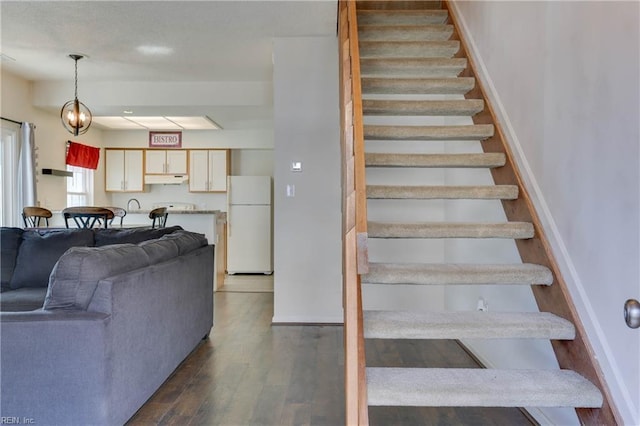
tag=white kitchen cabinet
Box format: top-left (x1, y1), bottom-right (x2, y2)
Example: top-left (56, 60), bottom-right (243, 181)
top-left (145, 149), bottom-right (187, 175)
top-left (189, 150), bottom-right (228, 192)
top-left (105, 149), bottom-right (144, 192)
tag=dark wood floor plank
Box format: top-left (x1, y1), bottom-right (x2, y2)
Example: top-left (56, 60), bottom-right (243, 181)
top-left (128, 292), bottom-right (536, 426)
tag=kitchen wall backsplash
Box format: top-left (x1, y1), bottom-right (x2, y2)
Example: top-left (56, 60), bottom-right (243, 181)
top-left (111, 184), bottom-right (227, 212)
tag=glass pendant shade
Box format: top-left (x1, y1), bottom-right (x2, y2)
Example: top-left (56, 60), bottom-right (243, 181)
top-left (60, 54), bottom-right (92, 136)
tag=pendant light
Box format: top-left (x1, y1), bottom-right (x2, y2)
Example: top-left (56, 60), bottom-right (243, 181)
top-left (60, 54), bottom-right (92, 136)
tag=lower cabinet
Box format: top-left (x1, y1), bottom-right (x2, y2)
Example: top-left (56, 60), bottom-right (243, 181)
top-left (188, 150), bottom-right (228, 192)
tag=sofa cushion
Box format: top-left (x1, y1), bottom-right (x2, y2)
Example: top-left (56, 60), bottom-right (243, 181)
top-left (137, 230), bottom-right (207, 264)
top-left (138, 237), bottom-right (180, 264)
top-left (0, 287), bottom-right (48, 312)
top-left (43, 244), bottom-right (150, 311)
top-left (1, 227), bottom-right (24, 291)
top-left (9, 229), bottom-right (95, 290)
top-left (159, 230), bottom-right (208, 255)
top-left (93, 225), bottom-right (183, 247)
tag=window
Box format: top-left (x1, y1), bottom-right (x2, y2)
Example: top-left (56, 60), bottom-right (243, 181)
top-left (66, 165), bottom-right (93, 207)
top-left (0, 124), bottom-right (20, 226)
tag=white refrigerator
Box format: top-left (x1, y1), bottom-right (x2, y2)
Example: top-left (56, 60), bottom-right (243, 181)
top-left (226, 176), bottom-right (273, 274)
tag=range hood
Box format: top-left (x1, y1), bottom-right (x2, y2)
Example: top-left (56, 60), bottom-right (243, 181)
top-left (144, 174), bottom-right (188, 185)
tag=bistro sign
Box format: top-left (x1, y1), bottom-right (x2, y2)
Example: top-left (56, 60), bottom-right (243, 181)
top-left (149, 131), bottom-right (182, 148)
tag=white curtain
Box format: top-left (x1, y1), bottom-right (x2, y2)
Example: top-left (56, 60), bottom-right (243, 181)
top-left (17, 122), bottom-right (37, 212)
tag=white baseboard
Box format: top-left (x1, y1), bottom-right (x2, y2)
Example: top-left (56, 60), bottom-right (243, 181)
top-left (271, 315), bottom-right (343, 325)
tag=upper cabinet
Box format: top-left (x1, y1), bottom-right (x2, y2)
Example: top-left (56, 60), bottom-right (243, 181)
top-left (145, 149), bottom-right (187, 175)
top-left (189, 150), bottom-right (229, 192)
top-left (105, 149), bottom-right (145, 192)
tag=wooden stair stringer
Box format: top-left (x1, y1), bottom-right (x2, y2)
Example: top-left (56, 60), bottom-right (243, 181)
top-left (444, 1), bottom-right (620, 424)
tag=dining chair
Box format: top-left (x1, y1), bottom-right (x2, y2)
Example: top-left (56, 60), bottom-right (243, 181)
top-left (63, 206), bottom-right (114, 229)
top-left (104, 207), bottom-right (127, 227)
top-left (22, 206), bottom-right (53, 228)
top-left (149, 207), bottom-right (168, 229)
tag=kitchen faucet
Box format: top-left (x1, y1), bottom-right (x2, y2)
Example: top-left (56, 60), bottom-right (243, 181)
top-left (127, 198), bottom-right (141, 211)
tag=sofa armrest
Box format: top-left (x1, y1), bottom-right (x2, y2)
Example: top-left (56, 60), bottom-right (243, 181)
top-left (0, 310), bottom-right (111, 425)
top-left (88, 245), bottom-right (214, 425)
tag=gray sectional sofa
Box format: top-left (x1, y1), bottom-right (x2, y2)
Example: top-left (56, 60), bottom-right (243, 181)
top-left (0, 226), bottom-right (214, 425)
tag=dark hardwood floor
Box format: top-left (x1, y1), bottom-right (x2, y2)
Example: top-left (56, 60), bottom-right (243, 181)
top-left (128, 292), bottom-right (535, 426)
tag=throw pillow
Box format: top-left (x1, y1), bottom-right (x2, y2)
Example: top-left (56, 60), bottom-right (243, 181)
top-left (43, 244), bottom-right (150, 311)
top-left (1, 227), bottom-right (24, 291)
top-left (9, 229), bottom-right (94, 289)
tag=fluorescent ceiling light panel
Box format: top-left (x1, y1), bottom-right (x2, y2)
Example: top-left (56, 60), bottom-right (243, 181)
top-left (93, 116), bottom-right (221, 130)
top-left (165, 116), bottom-right (221, 130)
top-left (92, 116), bottom-right (146, 129)
top-left (125, 117), bottom-right (181, 130)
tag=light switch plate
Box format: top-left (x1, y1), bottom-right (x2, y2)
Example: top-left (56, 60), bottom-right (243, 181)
top-left (291, 161), bottom-right (302, 172)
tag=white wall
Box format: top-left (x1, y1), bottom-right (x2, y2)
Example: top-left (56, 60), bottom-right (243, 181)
top-left (272, 36), bottom-right (343, 323)
top-left (1, 70), bottom-right (107, 212)
top-left (450, 1), bottom-right (640, 424)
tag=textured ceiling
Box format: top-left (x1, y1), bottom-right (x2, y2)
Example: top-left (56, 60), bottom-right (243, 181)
top-left (0, 0), bottom-right (337, 128)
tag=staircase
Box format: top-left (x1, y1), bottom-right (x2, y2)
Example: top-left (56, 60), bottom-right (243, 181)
top-left (338, 1), bottom-right (618, 425)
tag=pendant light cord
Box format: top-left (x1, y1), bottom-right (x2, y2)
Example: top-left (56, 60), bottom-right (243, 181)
top-left (74, 57), bottom-right (79, 100)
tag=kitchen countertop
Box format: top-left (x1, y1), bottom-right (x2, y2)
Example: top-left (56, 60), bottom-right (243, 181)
top-left (126, 209), bottom-right (221, 215)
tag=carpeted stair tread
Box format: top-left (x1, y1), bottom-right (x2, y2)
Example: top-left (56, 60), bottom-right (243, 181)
top-left (365, 153), bottom-right (505, 168)
top-left (363, 99), bottom-right (484, 116)
top-left (366, 368), bottom-right (603, 408)
top-left (364, 124), bottom-right (494, 140)
top-left (359, 25), bottom-right (454, 42)
top-left (368, 221), bottom-right (534, 239)
top-left (367, 185), bottom-right (519, 200)
top-left (361, 57), bottom-right (467, 78)
top-left (363, 311), bottom-right (574, 339)
top-left (357, 1), bottom-right (443, 11)
top-left (360, 40), bottom-right (459, 58)
top-left (357, 9), bottom-right (449, 25)
top-left (362, 77), bottom-right (475, 95)
top-left (362, 262), bottom-right (553, 285)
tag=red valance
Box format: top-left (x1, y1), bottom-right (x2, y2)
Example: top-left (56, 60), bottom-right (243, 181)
top-left (66, 141), bottom-right (100, 170)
